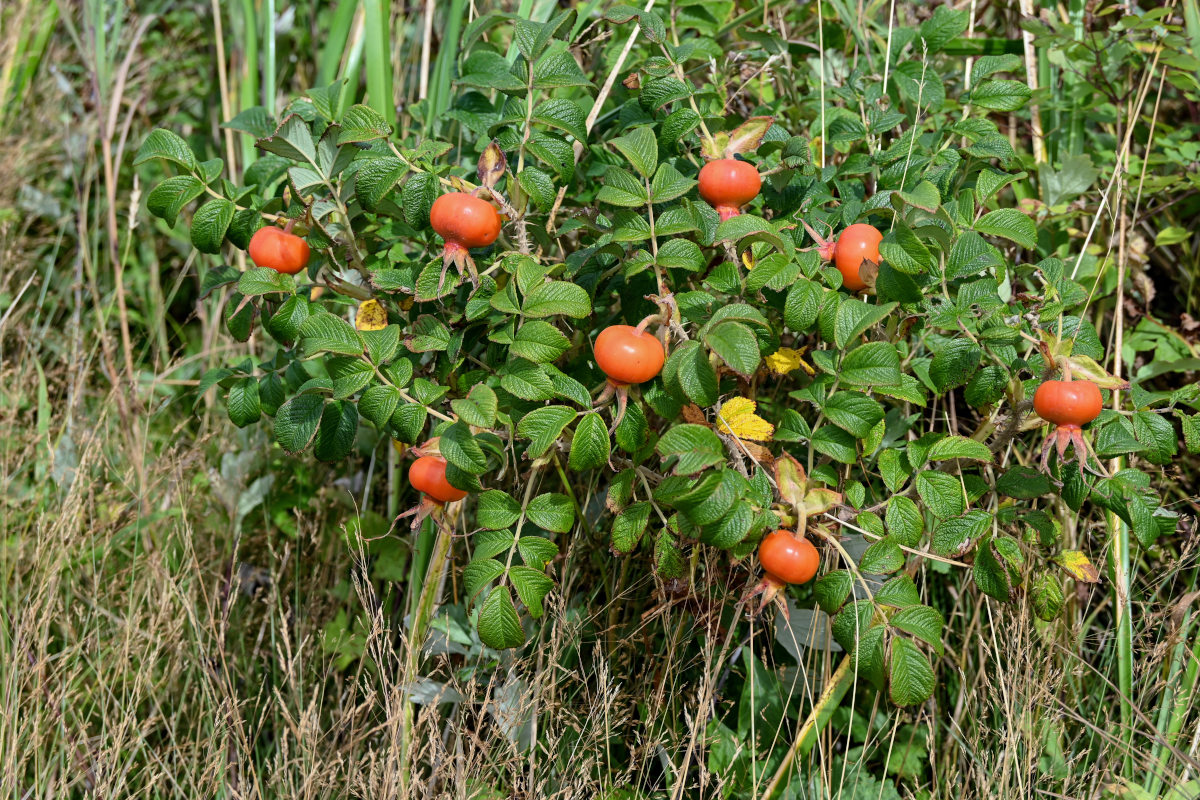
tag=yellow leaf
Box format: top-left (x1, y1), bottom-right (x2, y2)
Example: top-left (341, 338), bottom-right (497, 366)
top-left (355, 299), bottom-right (388, 331)
top-left (1051, 550), bottom-right (1101, 583)
top-left (742, 249), bottom-right (756, 271)
top-left (716, 397), bottom-right (775, 442)
top-left (765, 346), bottom-right (813, 376)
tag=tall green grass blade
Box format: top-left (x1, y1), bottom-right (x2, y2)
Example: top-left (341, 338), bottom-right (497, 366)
top-left (337, 14), bottom-right (368, 120)
top-left (264, 0), bottom-right (276, 116)
top-left (363, 0), bottom-right (395, 129)
top-left (238, 0), bottom-right (259, 167)
top-left (428, 0), bottom-right (468, 134)
top-left (1107, 504), bottom-right (1135, 779)
top-left (317, 0), bottom-right (360, 88)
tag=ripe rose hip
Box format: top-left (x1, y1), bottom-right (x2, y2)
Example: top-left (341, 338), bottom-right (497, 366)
top-left (698, 158), bottom-right (762, 221)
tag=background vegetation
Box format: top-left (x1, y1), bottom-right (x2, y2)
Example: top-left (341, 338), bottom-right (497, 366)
top-left (2, 0), bottom-right (1199, 798)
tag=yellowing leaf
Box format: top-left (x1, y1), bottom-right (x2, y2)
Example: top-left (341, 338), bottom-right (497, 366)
top-left (742, 249), bottom-right (756, 271)
top-left (766, 346), bottom-right (813, 376)
top-left (716, 397), bottom-right (774, 442)
top-left (355, 299), bottom-right (388, 331)
top-left (1051, 550), bottom-right (1101, 583)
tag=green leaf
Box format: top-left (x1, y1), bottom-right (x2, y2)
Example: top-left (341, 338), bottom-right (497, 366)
top-left (477, 490), bottom-right (522, 530)
top-left (190, 198), bottom-right (236, 254)
top-left (915, 470), bottom-right (966, 519)
top-left (300, 313), bottom-right (364, 356)
top-left (239, 267), bottom-right (296, 297)
top-left (947, 231), bottom-right (1004, 280)
top-left (146, 175), bottom-right (206, 227)
top-left (526, 493), bottom-right (575, 533)
top-left (974, 208), bottom-right (1036, 249)
top-left (968, 79), bottom-right (1033, 112)
top-left (656, 239), bottom-right (706, 272)
top-left (596, 166), bottom-right (649, 207)
top-left (886, 496), bottom-right (924, 547)
top-left (517, 166), bottom-right (556, 211)
top-left (200, 265), bottom-right (241, 299)
top-left (477, 586), bottom-right (526, 649)
top-left (328, 357), bottom-right (373, 399)
top-left (657, 424), bottom-right (725, 476)
top-left (354, 156), bottom-right (407, 212)
top-left (401, 173), bottom-right (438, 227)
top-left (840, 342), bottom-right (902, 386)
top-left (359, 385), bottom-right (401, 429)
top-left (1132, 411), bottom-right (1178, 464)
top-left (784, 279), bottom-right (823, 332)
top-left (532, 98), bottom-right (587, 143)
top-left (314, 401), bottom-right (359, 461)
top-left (888, 637), bottom-right (936, 707)
top-left (511, 320), bottom-right (570, 363)
top-left (834, 299), bottom-right (897, 349)
top-left (895, 180), bottom-right (940, 213)
top-left (1030, 572), bottom-right (1065, 621)
top-left (610, 125), bottom-right (658, 178)
top-left (390, 403), bottom-right (427, 444)
top-left (407, 314), bottom-right (452, 352)
top-left (931, 509), bottom-right (991, 556)
top-left (653, 531), bottom-right (685, 579)
top-left (919, 4), bottom-right (969, 51)
top-left (135, 128), bottom-right (198, 170)
top-left (227, 377), bottom-right (261, 428)
top-left (614, 400), bottom-right (648, 455)
top-left (995, 465), bottom-right (1052, 499)
top-left (811, 425), bottom-right (858, 464)
top-left (517, 536), bottom-right (558, 570)
top-left (876, 575), bottom-right (922, 608)
top-left (891, 605), bottom-right (944, 656)
top-left (568, 412), bottom-right (610, 471)
top-left (669, 340), bottom-right (718, 407)
top-left (440, 421), bottom-right (489, 474)
top-left (706, 320), bottom-right (760, 378)
top-left (463, 558), bottom-right (506, 601)
top-left (929, 338), bottom-right (981, 393)
top-left (224, 293), bottom-right (255, 342)
top-left (860, 536), bottom-right (904, 574)
top-left (256, 113), bottom-right (318, 164)
top-left (714, 214), bottom-right (788, 252)
top-left (823, 391), bottom-right (884, 439)
top-left (971, 54), bottom-right (1022, 84)
top-left (650, 162), bottom-right (696, 204)
top-left (814, 570), bottom-right (854, 615)
top-left (274, 394), bottom-right (324, 454)
top-left (928, 435), bottom-right (993, 463)
top-left (878, 448), bottom-right (912, 493)
top-left (500, 359), bottom-right (555, 401)
top-left (516, 405), bottom-right (576, 457)
top-left (879, 222), bottom-right (934, 275)
top-left (338, 104), bottom-right (392, 144)
top-left (450, 384), bottom-right (498, 428)
top-left (522, 281), bottom-right (592, 318)
top-left (973, 540), bottom-right (1012, 600)
top-left (510, 566), bottom-right (554, 618)
top-left (611, 502), bottom-right (652, 554)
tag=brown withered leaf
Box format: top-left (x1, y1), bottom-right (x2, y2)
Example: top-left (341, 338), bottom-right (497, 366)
top-left (681, 404), bottom-right (708, 425)
top-left (477, 141), bottom-right (507, 189)
top-left (740, 441), bottom-right (774, 469)
top-left (622, 72), bottom-right (641, 90)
